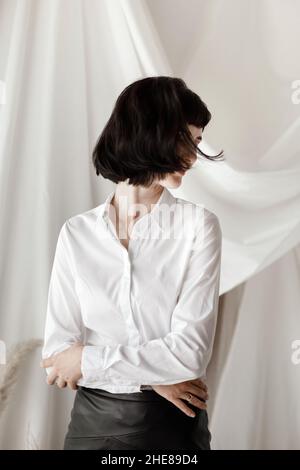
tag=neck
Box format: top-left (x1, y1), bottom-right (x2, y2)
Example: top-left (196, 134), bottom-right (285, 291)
top-left (111, 182), bottom-right (165, 222)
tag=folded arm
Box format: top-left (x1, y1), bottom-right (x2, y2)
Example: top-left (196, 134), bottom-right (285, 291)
top-left (81, 210), bottom-right (222, 386)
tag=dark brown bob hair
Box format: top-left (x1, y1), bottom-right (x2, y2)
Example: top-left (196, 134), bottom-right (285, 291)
top-left (92, 76), bottom-right (224, 187)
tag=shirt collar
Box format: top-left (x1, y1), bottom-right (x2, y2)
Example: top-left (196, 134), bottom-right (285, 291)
top-left (94, 186), bottom-right (177, 234)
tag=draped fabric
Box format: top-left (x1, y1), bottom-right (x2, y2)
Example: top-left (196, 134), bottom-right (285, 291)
top-left (0, 0), bottom-right (299, 449)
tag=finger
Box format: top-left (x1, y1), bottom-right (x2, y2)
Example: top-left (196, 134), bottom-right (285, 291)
top-left (41, 357), bottom-right (54, 368)
top-left (181, 394), bottom-right (207, 411)
top-left (56, 377), bottom-right (67, 388)
top-left (189, 384), bottom-right (209, 401)
top-left (193, 378), bottom-right (208, 392)
top-left (46, 370), bottom-right (58, 385)
top-left (67, 381), bottom-right (78, 391)
top-left (171, 398), bottom-right (196, 418)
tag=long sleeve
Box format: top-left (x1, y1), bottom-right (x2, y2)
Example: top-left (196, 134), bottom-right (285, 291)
top-left (41, 220), bottom-right (85, 375)
top-left (81, 210), bottom-right (222, 386)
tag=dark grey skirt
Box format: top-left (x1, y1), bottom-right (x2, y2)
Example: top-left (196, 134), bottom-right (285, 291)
top-left (63, 386), bottom-right (211, 450)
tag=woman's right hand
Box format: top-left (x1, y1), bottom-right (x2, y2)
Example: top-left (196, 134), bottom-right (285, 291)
top-left (151, 378), bottom-right (209, 418)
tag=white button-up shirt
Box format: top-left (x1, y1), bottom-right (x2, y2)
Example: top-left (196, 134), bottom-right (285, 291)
top-left (42, 186), bottom-right (222, 393)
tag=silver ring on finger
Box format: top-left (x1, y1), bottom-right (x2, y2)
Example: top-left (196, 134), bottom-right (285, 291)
top-left (185, 393), bottom-right (193, 402)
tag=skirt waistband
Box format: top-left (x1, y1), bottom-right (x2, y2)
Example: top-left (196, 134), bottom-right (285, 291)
top-left (79, 386), bottom-right (166, 402)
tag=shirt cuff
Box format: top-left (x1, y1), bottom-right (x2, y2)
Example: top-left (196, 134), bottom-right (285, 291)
top-left (81, 345), bottom-right (108, 383)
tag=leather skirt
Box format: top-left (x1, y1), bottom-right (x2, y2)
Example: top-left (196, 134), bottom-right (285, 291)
top-left (63, 386), bottom-right (211, 450)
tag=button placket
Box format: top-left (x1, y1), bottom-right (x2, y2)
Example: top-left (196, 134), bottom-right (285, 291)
top-left (120, 250), bottom-right (141, 346)
top-left (104, 211), bottom-right (142, 346)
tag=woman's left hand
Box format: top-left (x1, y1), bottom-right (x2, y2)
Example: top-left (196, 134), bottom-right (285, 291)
top-left (40, 342), bottom-right (84, 390)
top-left (151, 378), bottom-right (209, 418)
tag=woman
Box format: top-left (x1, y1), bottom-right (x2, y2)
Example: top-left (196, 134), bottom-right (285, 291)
top-left (41, 76), bottom-right (224, 450)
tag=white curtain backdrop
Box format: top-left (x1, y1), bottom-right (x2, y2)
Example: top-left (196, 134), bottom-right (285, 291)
top-left (0, 0), bottom-right (299, 449)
